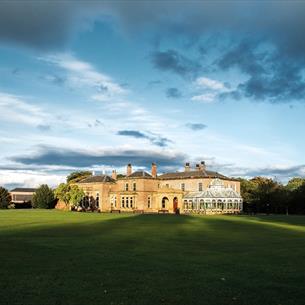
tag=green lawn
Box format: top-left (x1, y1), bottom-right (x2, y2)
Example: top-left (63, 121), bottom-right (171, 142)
top-left (1, 211), bottom-right (305, 305)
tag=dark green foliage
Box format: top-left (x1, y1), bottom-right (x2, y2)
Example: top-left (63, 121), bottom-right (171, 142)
top-left (1, 211), bottom-right (305, 305)
top-left (32, 184), bottom-right (55, 209)
top-left (0, 187), bottom-right (11, 208)
top-left (240, 176), bottom-right (305, 214)
top-left (66, 171), bottom-right (91, 183)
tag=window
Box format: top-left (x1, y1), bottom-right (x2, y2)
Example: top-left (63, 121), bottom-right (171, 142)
top-left (183, 200), bottom-right (188, 209)
top-left (114, 196), bottom-right (117, 207)
top-left (148, 196), bottom-right (151, 208)
top-left (121, 197), bottom-right (125, 208)
top-left (96, 192), bottom-right (99, 208)
top-left (181, 183), bottom-right (185, 191)
top-left (165, 184), bottom-right (169, 188)
top-left (200, 199), bottom-right (204, 209)
top-left (130, 197), bottom-right (133, 208)
top-left (125, 183), bottom-right (129, 191)
top-left (133, 183), bottom-right (136, 191)
top-left (198, 182), bottom-right (203, 191)
top-left (126, 197), bottom-right (129, 208)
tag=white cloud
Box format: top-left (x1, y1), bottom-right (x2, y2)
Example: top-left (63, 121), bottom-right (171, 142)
top-left (191, 93), bottom-right (216, 103)
top-left (0, 169), bottom-right (66, 189)
top-left (41, 54), bottom-right (127, 97)
top-left (0, 92), bottom-right (47, 126)
top-left (195, 77), bottom-right (226, 91)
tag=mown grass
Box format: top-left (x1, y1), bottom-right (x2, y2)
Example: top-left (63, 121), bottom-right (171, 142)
top-left (0, 210), bottom-right (305, 305)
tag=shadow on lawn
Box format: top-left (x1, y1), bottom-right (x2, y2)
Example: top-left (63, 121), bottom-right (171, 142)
top-left (1, 213), bottom-right (305, 305)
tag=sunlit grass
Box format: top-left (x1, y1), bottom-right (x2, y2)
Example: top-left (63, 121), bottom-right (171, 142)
top-left (0, 210), bottom-right (305, 305)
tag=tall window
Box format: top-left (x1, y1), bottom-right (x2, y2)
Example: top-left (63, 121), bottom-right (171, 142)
top-left (148, 196), bottom-right (151, 208)
top-left (198, 182), bottom-right (203, 191)
top-left (121, 197), bottom-right (125, 208)
top-left (181, 183), bottom-right (185, 191)
top-left (130, 197), bottom-right (133, 208)
top-left (96, 192), bottom-right (99, 208)
top-left (133, 183), bottom-right (136, 191)
top-left (114, 196), bottom-right (117, 207)
top-left (125, 183), bottom-right (129, 191)
top-left (126, 197), bottom-right (129, 208)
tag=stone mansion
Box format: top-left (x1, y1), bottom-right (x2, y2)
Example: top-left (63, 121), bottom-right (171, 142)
top-left (75, 161), bottom-right (243, 214)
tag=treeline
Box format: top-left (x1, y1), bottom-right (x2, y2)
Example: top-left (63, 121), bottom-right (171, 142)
top-left (239, 177), bottom-right (305, 215)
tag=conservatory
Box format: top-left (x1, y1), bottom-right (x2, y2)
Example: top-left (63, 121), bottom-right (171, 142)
top-left (182, 178), bottom-right (243, 214)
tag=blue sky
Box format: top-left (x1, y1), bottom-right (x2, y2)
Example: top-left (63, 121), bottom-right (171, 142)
top-left (1, 1), bottom-right (305, 188)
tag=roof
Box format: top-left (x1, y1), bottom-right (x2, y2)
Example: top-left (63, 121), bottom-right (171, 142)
top-left (158, 170), bottom-right (230, 180)
top-left (126, 171), bottom-right (152, 178)
top-left (10, 188), bottom-right (37, 193)
top-left (78, 175), bottom-right (115, 184)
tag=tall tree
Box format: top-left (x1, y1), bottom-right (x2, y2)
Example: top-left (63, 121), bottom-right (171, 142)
top-left (54, 183), bottom-right (71, 207)
top-left (32, 185), bottom-right (55, 209)
top-left (0, 187), bottom-right (11, 209)
top-left (69, 185), bottom-right (85, 207)
top-left (66, 171), bottom-right (92, 184)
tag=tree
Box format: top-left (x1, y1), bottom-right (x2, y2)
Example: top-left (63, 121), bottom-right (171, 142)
top-left (0, 187), bottom-right (11, 209)
top-left (54, 183), bottom-right (85, 208)
top-left (54, 183), bottom-right (71, 207)
top-left (69, 185), bottom-right (85, 207)
top-left (32, 185), bottom-right (55, 209)
top-left (66, 171), bottom-right (91, 184)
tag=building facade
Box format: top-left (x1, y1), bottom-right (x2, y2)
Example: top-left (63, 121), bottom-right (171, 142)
top-left (76, 162), bottom-right (242, 214)
top-left (10, 188), bottom-right (37, 206)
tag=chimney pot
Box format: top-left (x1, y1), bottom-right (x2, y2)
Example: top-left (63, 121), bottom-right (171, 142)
top-left (151, 163), bottom-right (157, 178)
top-left (199, 161), bottom-right (206, 171)
top-left (127, 164), bottom-right (132, 176)
top-left (111, 170), bottom-right (117, 180)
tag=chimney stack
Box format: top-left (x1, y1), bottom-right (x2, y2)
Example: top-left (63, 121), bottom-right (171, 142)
top-left (151, 163), bottom-right (157, 178)
top-left (195, 164), bottom-right (200, 171)
top-left (185, 162), bottom-right (190, 172)
top-left (111, 170), bottom-right (117, 180)
top-left (127, 163), bottom-right (132, 176)
top-left (199, 161), bottom-right (206, 171)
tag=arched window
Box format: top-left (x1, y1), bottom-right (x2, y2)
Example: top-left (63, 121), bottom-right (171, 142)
top-left (96, 192), bottom-right (99, 208)
top-left (188, 200), bottom-right (193, 209)
top-left (200, 199), bottom-right (204, 209)
top-left (183, 200), bottom-right (188, 209)
top-left (126, 197), bottom-right (129, 208)
top-left (212, 200), bottom-right (216, 208)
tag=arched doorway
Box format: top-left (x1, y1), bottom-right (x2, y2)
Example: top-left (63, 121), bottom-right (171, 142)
top-left (173, 197), bottom-right (178, 212)
top-left (161, 197), bottom-right (169, 209)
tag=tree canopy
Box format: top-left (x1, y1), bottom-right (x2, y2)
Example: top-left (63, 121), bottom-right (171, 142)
top-left (32, 184), bottom-right (55, 209)
top-left (0, 187), bottom-right (11, 209)
top-left (54, 183), bottom-right (84, 208)
top-left (240, 176), bottom-right (305, 215)
top-left (66, 171), bottom-right (92, 184)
